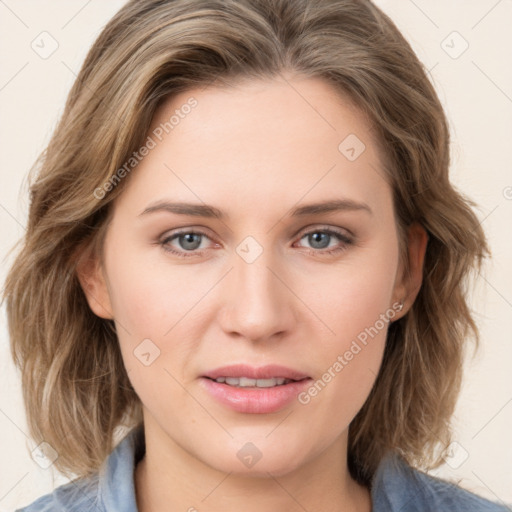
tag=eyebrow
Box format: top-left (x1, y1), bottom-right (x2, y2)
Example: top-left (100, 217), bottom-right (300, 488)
top-left (138, 198), bottom-right (373, 219)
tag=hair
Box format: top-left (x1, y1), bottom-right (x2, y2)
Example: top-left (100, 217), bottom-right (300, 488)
top-left (3, 0), bottom-right (489, 486)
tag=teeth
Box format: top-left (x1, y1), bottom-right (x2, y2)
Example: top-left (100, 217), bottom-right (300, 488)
top-left (214, 377), bottom-right (290, 387)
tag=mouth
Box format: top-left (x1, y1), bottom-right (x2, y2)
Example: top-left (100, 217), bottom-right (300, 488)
top-left (204, 376), bottom-right (305, 388)
top-left (200, 364), bottom-right (312, 414)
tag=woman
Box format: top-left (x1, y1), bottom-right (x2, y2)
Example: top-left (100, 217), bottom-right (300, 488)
top-left (4, 0), bottom-right (508, 510)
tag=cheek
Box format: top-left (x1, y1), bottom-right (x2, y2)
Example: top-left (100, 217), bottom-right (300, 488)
top-left (105, 248), bottom-right (204, 337)
top-left (298, 285), bottom-right (391, 435)
top-left (297, 237), bottom-right (398, 410)
top-left (102, 245), bottom-right (208, 389)
top-left (308, 238), bottom-right (399, 348)
top-left (106, 261), bottom-right (197, 414)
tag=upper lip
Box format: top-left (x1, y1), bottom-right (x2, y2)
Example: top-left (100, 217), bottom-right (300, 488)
top-left (202, 364), bottom-right (310, 381)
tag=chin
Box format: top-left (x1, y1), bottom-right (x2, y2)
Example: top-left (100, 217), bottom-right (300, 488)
top-left (200, 437), bottom-right (308, 478)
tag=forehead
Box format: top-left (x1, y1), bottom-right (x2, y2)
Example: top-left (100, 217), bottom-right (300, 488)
top-left (113, 75), bottom-right (391, 221)
top-left (153, 75), bottom-right (375, 158)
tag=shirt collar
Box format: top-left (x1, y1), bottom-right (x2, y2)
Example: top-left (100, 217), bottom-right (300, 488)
top-left (370, 451), bottom-right (427, 511)
top-left (98, 424), bottom-right (145, 511)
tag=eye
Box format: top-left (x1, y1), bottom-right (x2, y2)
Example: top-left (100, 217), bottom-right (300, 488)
top-left (160, 229), bottom-right (216, 258)
top-left (294, 227), bottom-right (353, 256)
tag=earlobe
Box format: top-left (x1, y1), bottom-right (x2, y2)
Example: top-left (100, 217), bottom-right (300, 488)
top-left (393, 222), bottom-right (429, 315)
top-left (75, 246), bottom-right (114, 320)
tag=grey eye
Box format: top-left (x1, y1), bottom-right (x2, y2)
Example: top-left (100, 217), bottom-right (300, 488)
top-left (176, 233), bottom-right (203, 251)
top-left (306, 232), bottom-right (332, 249)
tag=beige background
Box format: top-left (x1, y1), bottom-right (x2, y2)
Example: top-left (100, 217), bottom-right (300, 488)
top-left (1, 0), bottom-right (511, 509)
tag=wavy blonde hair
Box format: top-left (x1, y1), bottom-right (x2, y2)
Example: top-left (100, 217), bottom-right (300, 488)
top-left (3, 0), bottom-right (488, 485)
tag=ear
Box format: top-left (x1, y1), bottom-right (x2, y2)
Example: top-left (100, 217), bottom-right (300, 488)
top-left (392, 222), bottom-right (428, 317)
top-left (75, 243), bottom-right (114, 320)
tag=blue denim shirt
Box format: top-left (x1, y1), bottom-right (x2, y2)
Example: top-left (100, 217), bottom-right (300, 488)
top-left (16, 426), bottom-right (508, 511)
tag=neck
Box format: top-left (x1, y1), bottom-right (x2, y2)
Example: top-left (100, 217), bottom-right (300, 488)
top-left (134, 418), bottom-right (371, 512)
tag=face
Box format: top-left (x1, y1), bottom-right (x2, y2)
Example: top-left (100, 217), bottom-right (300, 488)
top-left (80, 74), bottom-right (426, 477)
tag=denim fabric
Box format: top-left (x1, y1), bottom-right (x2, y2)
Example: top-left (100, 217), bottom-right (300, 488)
top-left (16, 426), bottom-right (509, 511)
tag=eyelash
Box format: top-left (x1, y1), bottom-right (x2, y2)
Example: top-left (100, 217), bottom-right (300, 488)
top-left (158, 226), bottom-right (353, 259)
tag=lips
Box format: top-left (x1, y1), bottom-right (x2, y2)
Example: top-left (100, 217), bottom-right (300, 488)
top-left (213, 376), bottom-right (293, 388)
top-left (200, 364), bottom-right (312, 413)
top-left (202, 364), bottom-right (310, 381)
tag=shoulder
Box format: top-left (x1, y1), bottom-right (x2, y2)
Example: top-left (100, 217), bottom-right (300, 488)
top-left (371, 453), bottom-right (509, 512)
top-left (14, 475), bottom-right (102, 512)
top-left (15, 425), bottom-right (144, 512)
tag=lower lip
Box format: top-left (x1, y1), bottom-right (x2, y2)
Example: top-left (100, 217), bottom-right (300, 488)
top-left (200, 377), bottom-right (312, 414)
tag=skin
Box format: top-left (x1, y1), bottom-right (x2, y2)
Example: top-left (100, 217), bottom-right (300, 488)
top-left (78, 74), bottom-right (427, 512)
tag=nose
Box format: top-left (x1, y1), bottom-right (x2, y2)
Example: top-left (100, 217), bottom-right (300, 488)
top-left (218, 245), bottom-right (297, 343)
